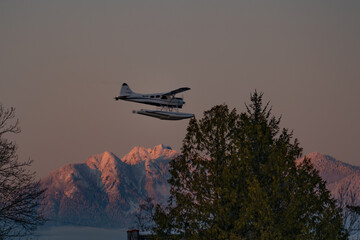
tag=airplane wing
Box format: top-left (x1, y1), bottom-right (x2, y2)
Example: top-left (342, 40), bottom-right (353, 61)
top-left (164, 87), bottom-right (191, 96)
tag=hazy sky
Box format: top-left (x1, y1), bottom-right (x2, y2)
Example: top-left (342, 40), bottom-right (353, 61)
top-left (1, 1), bottom-right (359, 178)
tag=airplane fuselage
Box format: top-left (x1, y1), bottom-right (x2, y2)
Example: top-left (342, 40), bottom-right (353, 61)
top-left (116, 93), bottom-right (185, 108)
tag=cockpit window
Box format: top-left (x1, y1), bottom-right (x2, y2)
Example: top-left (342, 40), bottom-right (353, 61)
top-left (156, 95), bottom-right (160, 98)
top-left (161, 96), bottom-right (168, 99)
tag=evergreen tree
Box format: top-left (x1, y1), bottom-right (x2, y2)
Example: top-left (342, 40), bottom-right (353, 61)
top-left (153, 92), bottom-right (347, 239)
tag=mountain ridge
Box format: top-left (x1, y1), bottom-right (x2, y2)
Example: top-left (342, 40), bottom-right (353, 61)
top-left (40, 147), bottom-right (360, 229)
top-left (299, 153), bottom-right (360, 200)
top-left (40, 144), bottom-right (179, 227)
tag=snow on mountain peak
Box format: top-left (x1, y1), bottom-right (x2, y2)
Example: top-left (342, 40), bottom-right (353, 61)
top-left (86, 151), bottom-right (121, 171)
top-left (121, 144), bottom-right (179, 165)
top-left (154, 144), bottom-right (172, 150)
top-left (121, 146), bottom-right (151, 165)
top-left (298, 152), bottom-right (360, 185)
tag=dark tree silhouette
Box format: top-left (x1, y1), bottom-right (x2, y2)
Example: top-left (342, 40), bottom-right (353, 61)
top-left (0, 104), bottom-right (46, 239)
top-left (153, 92), bottom-right (347, 240)
top-left (135, 197), bottom-right (156, 231)
top-left (347, 205), bottom-right (360, 215)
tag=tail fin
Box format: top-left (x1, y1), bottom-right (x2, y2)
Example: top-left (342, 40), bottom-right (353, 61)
top-left (120, 83), bottom-right (133, 97)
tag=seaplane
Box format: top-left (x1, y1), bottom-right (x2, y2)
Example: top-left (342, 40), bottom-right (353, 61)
top-left (114, 83), bottom-right (194, 120)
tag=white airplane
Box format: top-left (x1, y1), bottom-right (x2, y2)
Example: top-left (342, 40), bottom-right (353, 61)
top-left (115, 83), bottom-right (194, 120)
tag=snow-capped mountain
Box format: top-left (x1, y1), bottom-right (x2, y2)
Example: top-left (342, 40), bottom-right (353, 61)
top-left (41, 149), bottom-right (360, 230)
top-left (299, 153), bottom-right (360, 238)
top-left (40, 144), bottom-right (179, 228)
top-left (298, 152), bottom-right (360, 201)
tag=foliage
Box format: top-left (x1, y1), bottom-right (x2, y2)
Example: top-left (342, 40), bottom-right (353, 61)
top-left (337, 186), bottom-right (359, 235)
top-left (347, 205), bottom-right (360, 215)
top-left (0, 104), bottom-right (46, 239)
top-left (135, 197), bottom-right (156, 231)
top-left (152, 91), bottom-right (347, 239)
